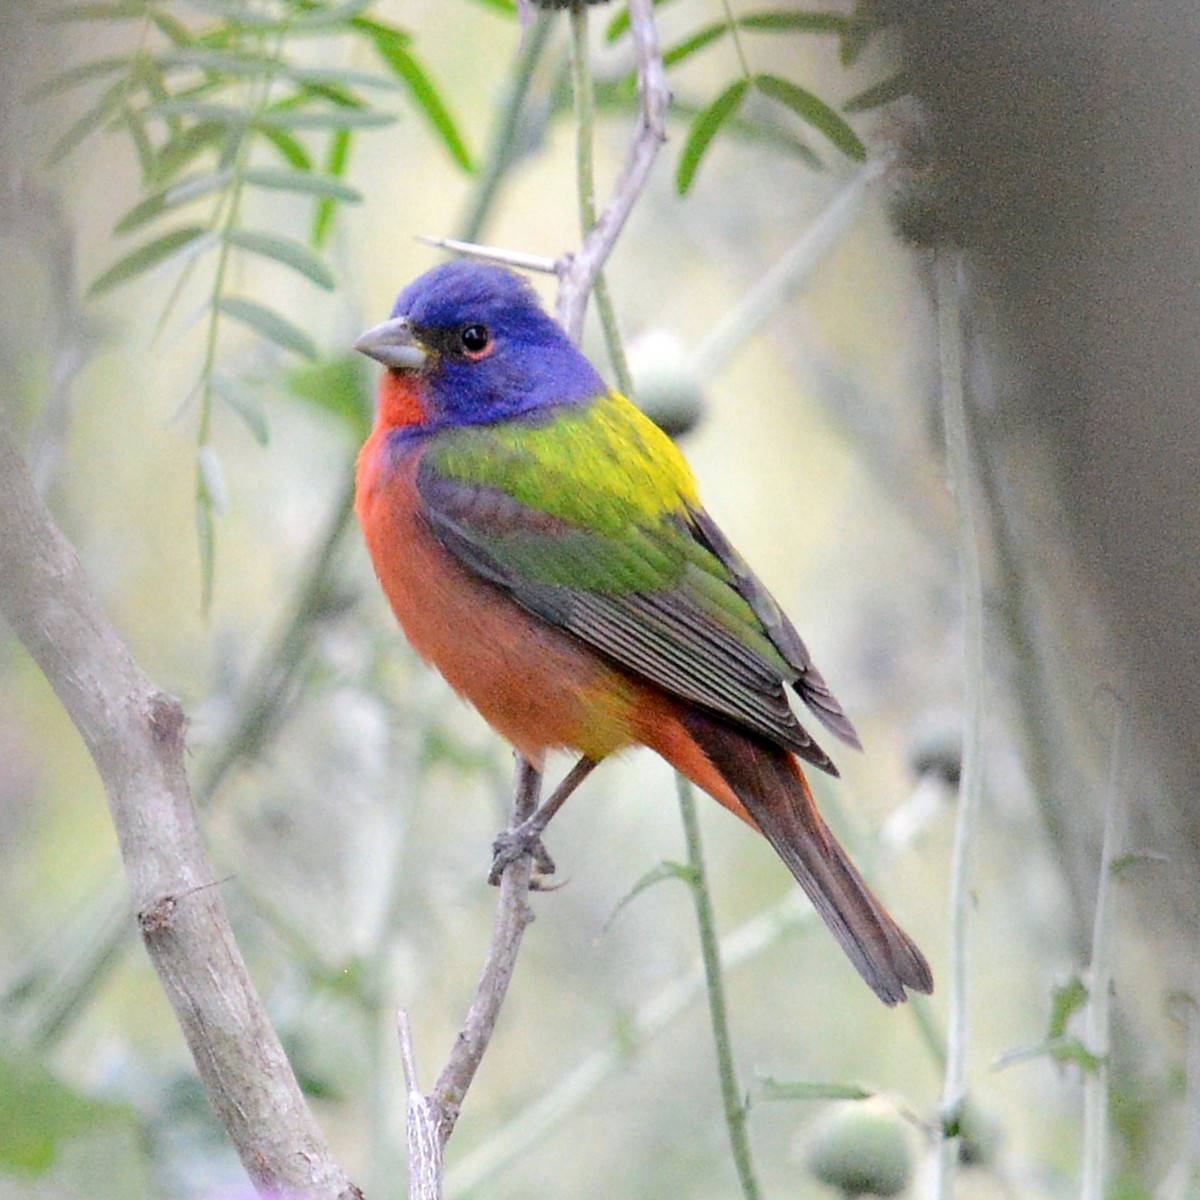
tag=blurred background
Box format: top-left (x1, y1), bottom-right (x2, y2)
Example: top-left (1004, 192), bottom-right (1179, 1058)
top-left (0, 1), bottom-right (1195, 1197)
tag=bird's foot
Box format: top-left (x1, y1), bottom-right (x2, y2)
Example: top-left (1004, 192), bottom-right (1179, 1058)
top-left (489, 825), bottom-right (557, 889)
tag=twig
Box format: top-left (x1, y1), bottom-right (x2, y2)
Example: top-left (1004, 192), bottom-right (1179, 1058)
top-left (677, 777), bottom-right (763, 1200)
top-left (446, 890), bottom-right (811, 1195)
top-left (399, 1010), bottom-right (442, 1200)
top-left (456, 10), bottom-right (556, 244)
top-left (555, 0), bottom-right (668, 342)
top-left (0, 420), bottom-right (359, 1200)
top-left (689, 160), bottom-right (886, 379)
top-left (568, 5), bottom-right (633, 395)
top-left (1080, 701), bottom-right (1126, 1200)
top-left (403, 760), bottom-right (541, 1196)
top-left (932, 249), bottom-right (985, 1198)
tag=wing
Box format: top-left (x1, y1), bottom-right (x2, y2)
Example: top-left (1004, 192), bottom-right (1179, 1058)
top-left (418, 395), bottom-right (858, 773)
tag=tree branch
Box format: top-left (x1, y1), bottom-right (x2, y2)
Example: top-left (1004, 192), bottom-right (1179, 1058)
top-left (556, 0), bottom-right (669, 341)
top-left (0, 418), bottom-right (359, 1200)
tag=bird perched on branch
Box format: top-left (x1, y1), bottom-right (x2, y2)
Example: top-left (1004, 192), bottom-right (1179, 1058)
top-left (354, 260), bottom-right (932, 1005)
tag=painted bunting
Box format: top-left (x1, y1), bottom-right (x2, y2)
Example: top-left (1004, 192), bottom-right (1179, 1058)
top-left (354, 261), bottom-right (932, 1005)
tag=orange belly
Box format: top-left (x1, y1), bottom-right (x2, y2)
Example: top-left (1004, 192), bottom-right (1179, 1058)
top-left (355, 431), bottom-right (642, 765)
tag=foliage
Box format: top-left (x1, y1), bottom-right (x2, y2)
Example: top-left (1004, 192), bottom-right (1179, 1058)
top-left (36, 0), bottom-right (473, 604)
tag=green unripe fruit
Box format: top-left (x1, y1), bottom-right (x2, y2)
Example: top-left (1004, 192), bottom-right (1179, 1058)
top-left (805, 1100), bottom-right (912, 1197)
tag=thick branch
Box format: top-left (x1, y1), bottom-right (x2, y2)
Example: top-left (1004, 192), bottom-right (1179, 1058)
top-left (556, 0), bottom-right (669, 340)
top-left (0, 419), bottom-right (358, 1200)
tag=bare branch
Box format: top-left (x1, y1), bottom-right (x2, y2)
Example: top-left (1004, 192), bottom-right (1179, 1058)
top-left (0, 420), bottom-right (359, 1200)
top-left (556, 0), bottom-right (669, 340)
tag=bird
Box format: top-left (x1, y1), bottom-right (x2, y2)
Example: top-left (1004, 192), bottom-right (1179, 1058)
top-left (354, 260), bottom-right (933, 1005)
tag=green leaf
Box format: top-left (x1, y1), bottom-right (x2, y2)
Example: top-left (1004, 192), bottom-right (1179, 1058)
top-left (676, 78), bottom-right (749, 194)
top-left (752, 73), bottom-right (866, 160)
top-left (218, 296), bottom-right (319, 359)
top-left (740, 12), bottom-right (847, 33)
top-left (602, 860), bottom-right (695, 932)
top-left (115, 168), bottom-right (234, 233)
top-left (360, 21), bottom-right (473, 170)
top-left (1048, 975), bottom-right (1088, 1040)
top-left (148, 7), bottom-right (193, 45)
top-left (285, 356), bottom-right (372, 440)
top-left (286, 357), bottom-right (371, 438)
top-left (462, 0), bottom-right (517, 14)
top-left (150, 121), bottom-right (227, 183)
top-left (757, 1078), bottom-right (875, 1103)
top-left (47, 78), bottom-right (129, 164)
top-left (88, 226), bottom-right (210, 296)
top-left (243, 166), bottom-right (361, 202)
top-left (25, 55), bottom-right (129, 101)
top-left (41, 1), bottom-right (147, 21)
top-left (258, 125), bottom-right (313, 170)
top-left (257, 106), bottom-right (396, 130)
top-left (661, 25), bottom-right (728, 69)
top-left (844, 71), bottom-right (911, 113)
top-left (0, 1055), bottom-right (130, 1176)
top-left (606, 0), bottom-right (680, 42)
top-left (209, 370), bottom-right (269, 445)
top-left (313, 127), bottom-right (352, 247)
top-left (225, 229), bottom-right (335, 290)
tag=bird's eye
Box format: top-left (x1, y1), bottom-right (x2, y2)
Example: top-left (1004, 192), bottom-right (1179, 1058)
top-left (459, 324), bottom-right (491, 356)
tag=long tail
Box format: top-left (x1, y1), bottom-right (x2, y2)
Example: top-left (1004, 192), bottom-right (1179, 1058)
top-left (666, 708), bottom-right (933, 1006)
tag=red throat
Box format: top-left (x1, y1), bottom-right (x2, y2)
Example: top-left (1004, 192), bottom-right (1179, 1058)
top-left (377, 370), bottom-right (431, 430)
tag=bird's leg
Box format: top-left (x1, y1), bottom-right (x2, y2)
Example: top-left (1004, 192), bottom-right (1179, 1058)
top-left (489, 755), bottom-right (598, 887)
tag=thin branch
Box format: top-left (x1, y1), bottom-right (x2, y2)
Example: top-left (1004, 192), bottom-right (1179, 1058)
top-left (1081, 701), bottom-right (1126, 1200)
top-left (556, 0), bottom-right (669, 341)
top-left (933, 249), bottom-right (985, 1198)
top-left (677, 777), bottom-right (763, 1200)
top-left (0, 419), bottom-right (359, 1200)
top-left (446, 890), bottom-right (812, 1194)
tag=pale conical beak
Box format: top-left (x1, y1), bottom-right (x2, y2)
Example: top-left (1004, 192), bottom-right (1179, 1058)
top-left (354, 316), bottom-right (429, 371)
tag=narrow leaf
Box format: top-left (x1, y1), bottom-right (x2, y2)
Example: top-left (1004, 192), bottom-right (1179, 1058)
top-left (844, 71), bottom-right (911, 113)
top-left (115, 169), bottom-right (234, 233)
top-left (361, 23), bottom-right (473, 170)
top-left (225, 229), bottom-right (336, 290)
top-left (243, 167), bottom-right (361, 202)
top-left (286, 357), bottom-right (372, 441)
top-left (197, 443), bottom-right (227, 513)
top-left (150, 121), bottom-right (226, 183)
top-left (313, 127), bottom-right (352, 247)
top-left (25, 56), bottom-right (129, 101)
top-left (217, 296), bottom-right (319, 360)
top-left (758, 1078), bottom-right (875, 1102)
top-left (603, 861), bottom-right (695, 932)
top-left (209, 371), bottom-right (269, 445)
top-left (41, 1), bottom-right (146, 21)
top-left (257, 107), bottom-right (396, 130)
top-left (148, 8), bottom-right (193, 45)
top-left (258, 126), bottom-right (313, 170)
top-left (753, 73), bottom-right (866, 161)
top-left (739, 12), bottom-right (847, 34)
top-left (47, 78), bottom-right (128, 165)
top-left (661, 25), bottom-right (727, 69)
top-left (88, 225), bottom-right (209, 296)
top-left (676, 78), bottom-right (749, 194)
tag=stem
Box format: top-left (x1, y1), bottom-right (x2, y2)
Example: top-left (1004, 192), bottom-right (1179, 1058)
top-left (556, 0), bottom-right (667, 341)
top-left (677, 776), bottom-right (763, 1200)
top-left (933, 249), bottom-right (985, 1198)
top-left (568, 4), bottom-right (633, 393)
top-left (689, 161), bottom-right (884, 379)
top-left (447, 889), bottom-right (808, 1195)
top-left (457, 11), bottom-right (555, 243)
top-left (718, 0), bottom-right (753, 79)
top-left (1080, 703), bottom-right (1126, 1200)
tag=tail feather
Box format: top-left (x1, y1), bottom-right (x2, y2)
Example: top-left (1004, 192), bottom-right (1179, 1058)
top-left (680, 709), bottom-right (933, 1006)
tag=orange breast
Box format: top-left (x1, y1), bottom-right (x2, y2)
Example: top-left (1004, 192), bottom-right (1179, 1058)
top-left (355, 428), bottom-right (641, 765)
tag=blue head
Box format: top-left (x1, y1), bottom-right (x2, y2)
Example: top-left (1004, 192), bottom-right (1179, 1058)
top-left (356, 261), bottom-right (604, 433)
